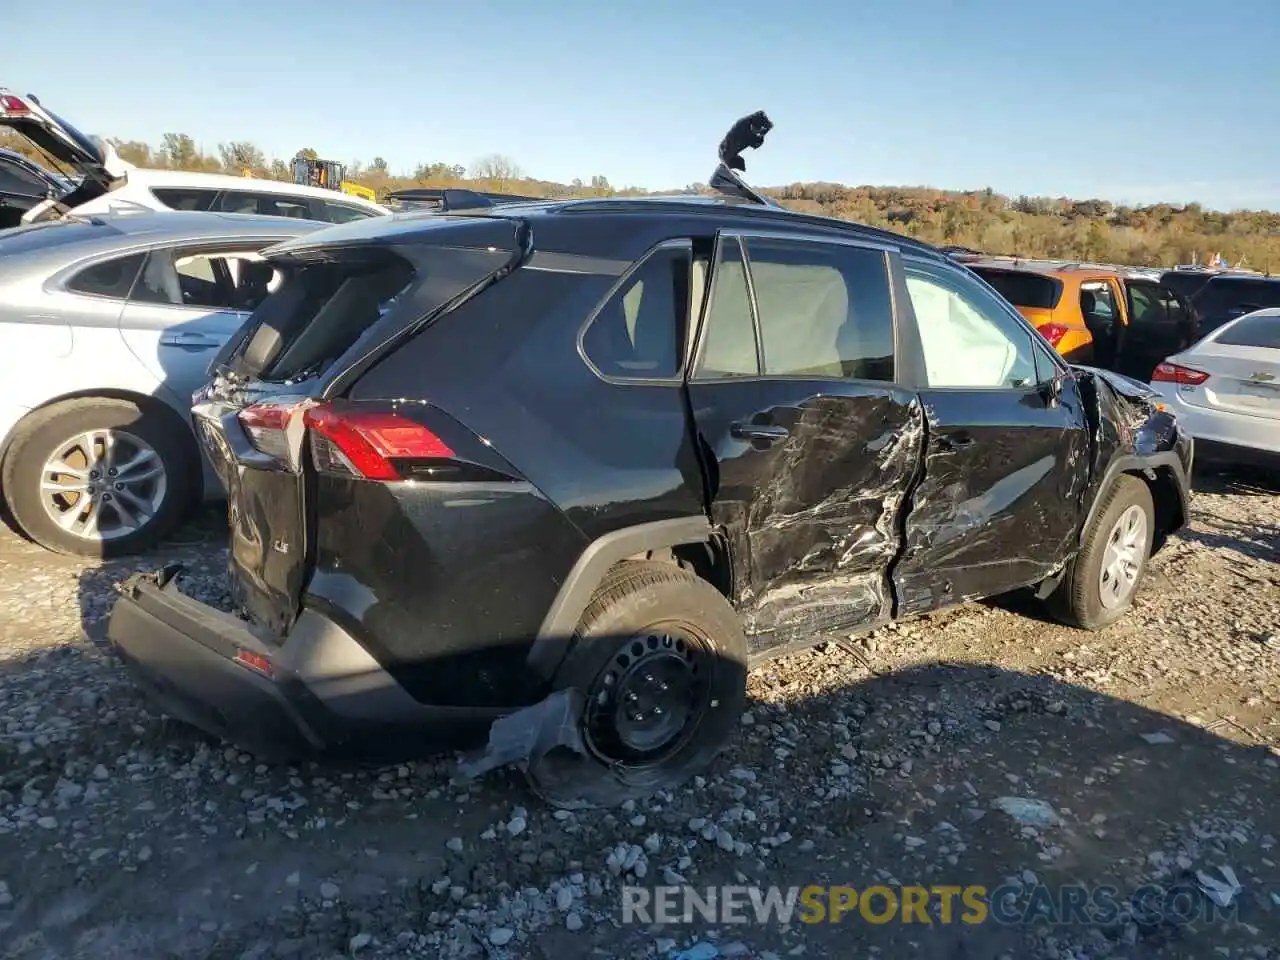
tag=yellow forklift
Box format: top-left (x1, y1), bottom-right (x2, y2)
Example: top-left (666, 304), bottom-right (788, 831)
top-left (288, 157), bottom-right (376, 202)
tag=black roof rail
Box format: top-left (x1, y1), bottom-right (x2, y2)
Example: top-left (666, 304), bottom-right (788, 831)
top-left (709, 111), bottom-right (783, 209)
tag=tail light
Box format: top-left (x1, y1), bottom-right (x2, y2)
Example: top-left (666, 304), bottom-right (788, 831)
top-left (237, 402), bottom-right (298, 464)
top-left (0, 94), bottom-right (31, 116)
top-left (1037, 323), bottom-right (1071, 348)
top-left (1151, 362), bottom-right (1209, 386)
top-left (303, 404), bottom-right (453, 481)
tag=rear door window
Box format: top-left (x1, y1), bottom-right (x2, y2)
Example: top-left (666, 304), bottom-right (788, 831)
top-left (323, 200), bottom-right (378, 224)
top-left (1080, 280), bottom-right (1117, 322)
top-left (744, 237), bottom-right (895, 382)
top-left (132, 246), bottom-right (279, 311)
top-left (582, 243), bottom-right (688, 380)
top-left (217, 191), bottom-right (317, 220)
top-left (150, 187), bottom-right (217, 211)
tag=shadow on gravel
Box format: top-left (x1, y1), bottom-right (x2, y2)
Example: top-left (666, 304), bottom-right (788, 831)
top-left (71, 504), bottom-right (229, 647)
top-left (3, 625), bottom-right (1279, 959)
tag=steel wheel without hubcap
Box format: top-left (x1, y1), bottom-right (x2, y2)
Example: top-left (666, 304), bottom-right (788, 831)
top-left (1098, 503), bottom-right (1147, 609)
top-left (583, 625), bottom-right (713, 767)
top-left (39, 429), bottom-right (168, 542)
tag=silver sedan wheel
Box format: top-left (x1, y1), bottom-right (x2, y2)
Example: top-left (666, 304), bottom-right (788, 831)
top-left (1098, 503), bottom-right (1147, 610)
top-left (39, 429), bottom-right (168, 542)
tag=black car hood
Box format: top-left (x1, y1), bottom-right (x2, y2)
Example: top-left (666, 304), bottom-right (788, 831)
top-left (1070, 364), bottom-right (1158, 402)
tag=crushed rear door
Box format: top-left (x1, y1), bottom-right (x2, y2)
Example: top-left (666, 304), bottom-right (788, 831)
top-left (193, 216), bottom-right (524, 637)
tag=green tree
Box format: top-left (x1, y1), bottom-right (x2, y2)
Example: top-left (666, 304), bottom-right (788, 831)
top-left (218, 141), bottom-right (265, 174)
top-left (159, 133), bottom-right (199, 169)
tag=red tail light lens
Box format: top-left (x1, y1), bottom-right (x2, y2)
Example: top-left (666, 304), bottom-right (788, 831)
top-left (303, 404), bottom-right (454, 481)
top-left (1037, 323), bottom-right (1071, 347)
top-left (234, 649), bottom-right (274, 678)
top-left (1151, 362), bottom-right (1209, 386)
top-left (0, 94), bottom-right (31, 115)
top-left (237, 402), bottom-right (300, 463)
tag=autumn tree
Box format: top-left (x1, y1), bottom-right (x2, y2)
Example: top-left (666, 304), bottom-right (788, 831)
top-left (218, 141), bottom-right (266, 175)
top-left (470, 154), bottom-right (521, 188)
top-left (159, 133), bottom-right (200, 170)
top-left (108, 139), bottom-right (154, 167)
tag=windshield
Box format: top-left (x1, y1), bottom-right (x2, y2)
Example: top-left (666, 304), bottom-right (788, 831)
top-left (971, 268), bottom-right (1062, 310)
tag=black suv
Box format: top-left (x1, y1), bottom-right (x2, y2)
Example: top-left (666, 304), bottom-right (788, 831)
top-left (1182, 273), bottom-right (1280, 337)
top-left (107, 115), bottom-right (1193, 806)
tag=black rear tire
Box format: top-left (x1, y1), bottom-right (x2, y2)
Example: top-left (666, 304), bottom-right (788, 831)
top-left (1047, 474), bottom-right (1155, 630)
top-left (525, 560), bottom-right (748, 808)
top-left (1, 397), bottom-right (197, 558)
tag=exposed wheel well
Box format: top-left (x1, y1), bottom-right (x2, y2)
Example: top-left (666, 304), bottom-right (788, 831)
top-left (1136, 465), bottom-right (1185, 554)
top-left (0, 389), bottom-right (204, 501)
top-left (620, 534), bottom-right (735, 603)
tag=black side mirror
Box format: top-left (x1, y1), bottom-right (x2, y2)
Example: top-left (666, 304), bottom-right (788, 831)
top-left (1039, 372), bottom-right (1064, 408)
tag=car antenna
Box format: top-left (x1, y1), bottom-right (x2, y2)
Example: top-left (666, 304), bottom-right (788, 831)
top-left (709, 111), bottom-right (782, 208)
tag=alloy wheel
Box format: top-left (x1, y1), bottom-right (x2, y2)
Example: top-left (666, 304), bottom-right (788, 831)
top-left (39, 429), bottom-right (168, 541)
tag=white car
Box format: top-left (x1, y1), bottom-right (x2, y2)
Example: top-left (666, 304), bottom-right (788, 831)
top-left (0, 88), bottom-right (389, 225)
top-left (1149, 308), bottom-right (1280, 468)
top-left (0, 211), bottom-right (330, 557)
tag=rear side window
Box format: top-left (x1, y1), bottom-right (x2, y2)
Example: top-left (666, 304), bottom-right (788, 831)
top-left (1215, 312), bottom-right (1280, 349)
top-left (972, 268), bottom-right (1062, 310)
top-left (324, 200), bottom-right (378, 224)
top-left (151, 187), bottom-right (217, 211)
top-left (582, 244), bottom-right (688, 379)
top-left (66, 253), bottom-right (145, 299)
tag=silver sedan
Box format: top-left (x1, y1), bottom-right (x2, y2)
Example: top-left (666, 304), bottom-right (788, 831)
top-left (0, 211), bottom-right (326, 556)
top-left (1149, 308), bottom-right (1280, 470)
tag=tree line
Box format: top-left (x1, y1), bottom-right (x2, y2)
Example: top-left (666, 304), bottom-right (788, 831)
top-left (4, 129), bottom-right (1278, 271)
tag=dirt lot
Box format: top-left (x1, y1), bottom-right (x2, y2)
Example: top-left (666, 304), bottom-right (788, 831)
top-left (0, 468), bottom-right (1278, 960)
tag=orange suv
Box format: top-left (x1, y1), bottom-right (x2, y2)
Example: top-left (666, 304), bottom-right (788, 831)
top-left (959, 258), bottom-right (1198, 380)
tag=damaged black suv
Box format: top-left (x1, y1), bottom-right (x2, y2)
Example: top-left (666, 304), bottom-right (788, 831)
top-left (107, 115), bottom-right (1193, 806)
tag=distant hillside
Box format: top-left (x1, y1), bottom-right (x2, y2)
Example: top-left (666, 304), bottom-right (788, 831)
top-left (4, 130), bottom-right (1278, 271)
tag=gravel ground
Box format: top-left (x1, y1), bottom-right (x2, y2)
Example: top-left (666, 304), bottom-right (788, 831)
top-left (0, 467), bottom-right (1278, 960)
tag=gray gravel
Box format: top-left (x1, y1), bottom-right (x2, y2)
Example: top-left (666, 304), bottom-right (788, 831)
top-left (1, 471), bottom-right (1278, 959)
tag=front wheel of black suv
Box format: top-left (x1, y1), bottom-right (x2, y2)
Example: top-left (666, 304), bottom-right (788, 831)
top-left (1047, 474), bottom-right (1155, 630)
top-left (525, 561), bottom-right (748, 809)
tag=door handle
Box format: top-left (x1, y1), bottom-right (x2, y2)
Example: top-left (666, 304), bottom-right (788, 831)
top-left (730, 422), bottom-right (789, 442)
top-left (159, 331), bottom-right (221, 349)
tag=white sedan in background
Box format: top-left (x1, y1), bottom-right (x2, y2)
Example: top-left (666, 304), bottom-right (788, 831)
top-left (1149, 308), bottom-right (1280, 469)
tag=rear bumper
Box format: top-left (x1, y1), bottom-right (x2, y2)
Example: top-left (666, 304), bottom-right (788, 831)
top-left (107, 568), bottom-right (511, 759)
top-left (1194, 437), bottom-right (1280, 471)
top-left (1150, 384), bottom-right (1280, 456)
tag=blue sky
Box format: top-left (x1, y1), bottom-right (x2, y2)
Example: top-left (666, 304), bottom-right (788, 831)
top-left (7, 0), bottom-right (1280, 209)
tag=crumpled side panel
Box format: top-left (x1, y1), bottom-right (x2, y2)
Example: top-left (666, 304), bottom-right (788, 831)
top-left (726, 391), bottom-right (925, 653)
top-left (894, 386), bottom-right (1091, 615)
